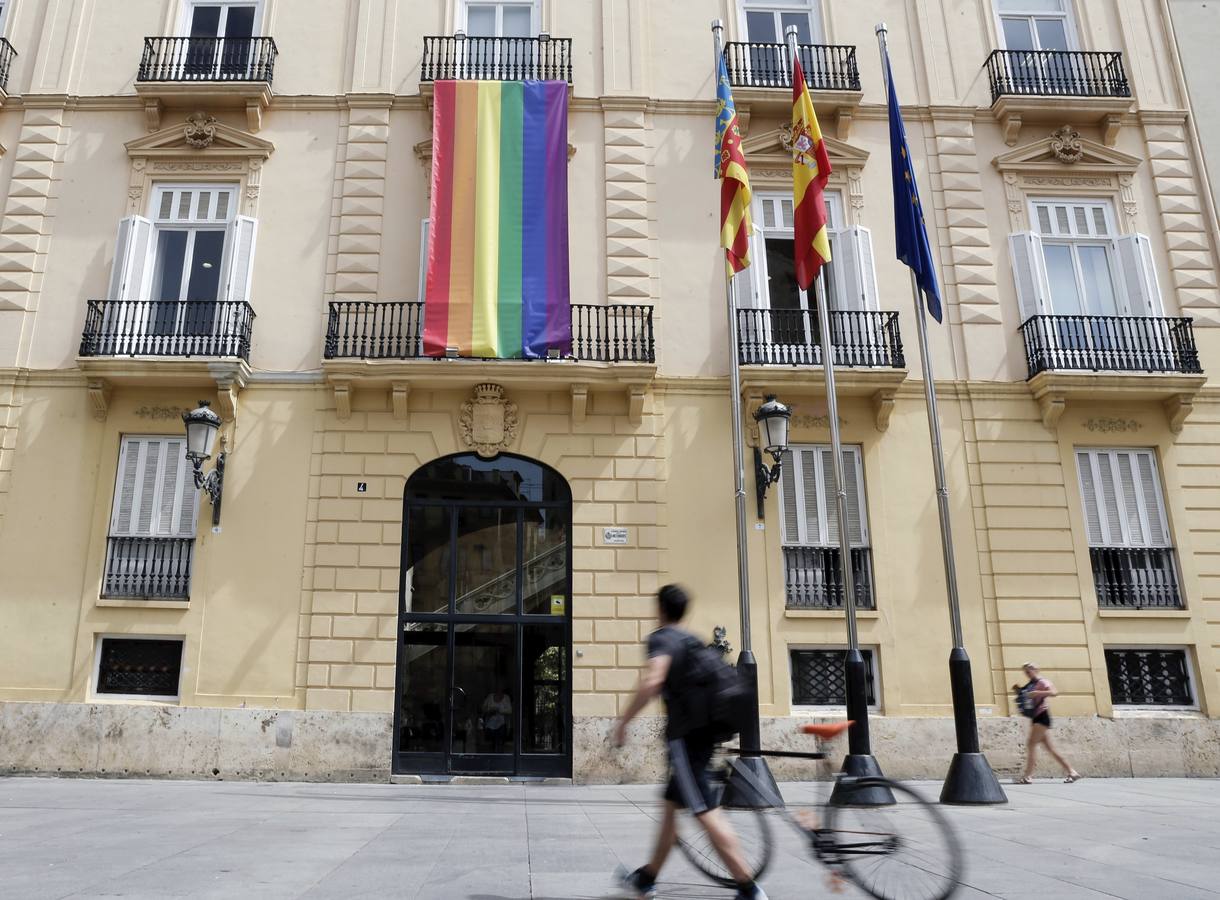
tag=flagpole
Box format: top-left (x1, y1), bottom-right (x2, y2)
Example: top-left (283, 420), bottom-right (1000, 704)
top-left (712, 20), bottom-right (780, 805)
top-left (876, 22), bottom-right (1006, 805)
top-left (786, 25), bottom-right (891, 807)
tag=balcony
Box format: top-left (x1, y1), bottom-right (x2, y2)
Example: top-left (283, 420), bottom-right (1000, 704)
top-left (77, 300), bottom-right (255, 421)
top-left (736, 308), bottom-right (907, 431)
top-left (135, 36), bottom-right (278, 131)
top-left (784, 546), bottom-right (875, 611)
top-left (0, 38), bottom-right (16, 98)
top-left (721, 42), bottom-right (862, 137)
top-left (421, 34), bottom-right (573, 83)
top-left (102, 537), bottom-right (193, 601)
top-left (322, 301), bottom-right (656, 422)
top-left (1020, 314), bottom-right (1206, 432)
top-left (985, 49), bottom-right (1132, 146)
top-left (1090, 547), bottom-right (1182, 611)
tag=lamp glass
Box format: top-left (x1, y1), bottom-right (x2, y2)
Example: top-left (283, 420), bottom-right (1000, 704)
top-left (182, 402), bottom-right (221, 460)
top-left (754, 396), bottom-right (791, 456)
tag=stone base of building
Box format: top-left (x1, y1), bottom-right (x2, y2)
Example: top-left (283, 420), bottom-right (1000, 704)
top-left (3, 702), bottom-right (1218, 782)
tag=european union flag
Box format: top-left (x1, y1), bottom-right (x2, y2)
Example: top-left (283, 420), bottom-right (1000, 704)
top-left (884, 51), bottom-right (942, 322)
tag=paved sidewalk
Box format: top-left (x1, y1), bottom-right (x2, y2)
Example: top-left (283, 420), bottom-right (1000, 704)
top-left (1, 776), bottom-right (1218, 899)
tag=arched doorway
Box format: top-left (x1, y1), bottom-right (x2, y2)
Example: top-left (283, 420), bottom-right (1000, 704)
top-left (393, 453), bottom-right (572, 777)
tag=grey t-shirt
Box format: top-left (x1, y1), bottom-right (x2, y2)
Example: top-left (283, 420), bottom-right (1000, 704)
top-left (647, 625), bottom-right (699, 739)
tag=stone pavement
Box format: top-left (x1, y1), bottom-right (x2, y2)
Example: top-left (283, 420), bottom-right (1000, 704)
top-left (1, 776), bottom-right (1218, 899)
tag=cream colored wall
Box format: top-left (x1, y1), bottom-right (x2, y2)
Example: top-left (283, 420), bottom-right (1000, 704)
top-left (0, 0), bottom-right (1218, 753)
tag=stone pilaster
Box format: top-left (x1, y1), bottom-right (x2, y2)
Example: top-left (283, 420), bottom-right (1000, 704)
top-left (331, 99), bottom-right (391, 300)
top-left (601, 100), bottom-right (653, 305)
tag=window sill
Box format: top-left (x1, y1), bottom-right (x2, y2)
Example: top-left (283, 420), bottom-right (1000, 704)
top-left (1110, 707), bottom-right (1202, 719)
top-left (97, 598), bottom-right (189, 610)
top-left (791, 706), bottom-right (882, 717)
top-left (785, 608), bottom-right (880, 619)
top-left (1096, 608), bottom-right (1191, 618)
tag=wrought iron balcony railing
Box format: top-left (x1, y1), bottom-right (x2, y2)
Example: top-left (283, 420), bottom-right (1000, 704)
top-left (722, 42), bottom-right (860, 91)
top-left (0, 38), bottom-right (17, 93)
top-left (1020, 315), bottom-right (1201, 378)
top-left (137, 36), bottom-right (278, 83)
top-left (986, 49), bottom-right (1129, 103)
top-left (103, 536), bottom-right (194, 600)
top-left (80, 300), bottom-right (255, 360)
top-left (421, 35), bottom-right (573, 82)
top-left (1090, 546), bottom-right (1183, 610)
top-left (737, 308), bottom-right (904, 368)
top-left (784, 545), bottom-right (875, 610)
top-left (325, 301), bottom-right (654, 363)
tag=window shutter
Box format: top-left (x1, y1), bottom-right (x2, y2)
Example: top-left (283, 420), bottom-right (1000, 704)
top-left (108, 215), bottom-right (155, 301)
top-left (1115, 453), bottom-right (1145, 545)
top-left (1075, 451), bottom-right (1104, 545)
top-left (1095, 453), bottom-right (1125, 545)
top-left (739, 222), bottom-right (770, 310)
top-left (800, 448), bottom-right (822, 544)
top-left (835, 226), bottom-right (879, 313)
top-left (1135, 451), bottom-right (1169, 547)
top-left (779, 449), bottom-right (800, 543)
top-left (1114, 234), bottom-right (1165, 317)
top-left (110, 436), bottom-right (198, 538)
top-left (1007, 231), bottom-right (1051, 322)
top-left (846, 448), bottom-right (868, 546)
top-left (419, 218), bottom-right (431, 301)
top-left (223, 215), bottom-right (258, 303)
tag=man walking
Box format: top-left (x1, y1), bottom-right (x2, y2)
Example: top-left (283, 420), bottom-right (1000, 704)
top-left (613, 584), bottom-right (767, 900)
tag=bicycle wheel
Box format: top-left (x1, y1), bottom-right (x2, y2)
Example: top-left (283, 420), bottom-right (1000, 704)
top-left (822, 778), bottom-right (962, 900)
top-left (676, 805), bottom-right (772, 888)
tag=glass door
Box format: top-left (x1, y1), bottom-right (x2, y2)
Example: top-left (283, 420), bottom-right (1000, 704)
top-left (186, 2), bottom-right (257, 79)
top-left (742, 3), bottom-right (819, 87)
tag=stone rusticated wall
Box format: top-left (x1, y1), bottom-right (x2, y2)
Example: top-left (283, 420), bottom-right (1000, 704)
top-left (299, 387), bottom-right (666, 717)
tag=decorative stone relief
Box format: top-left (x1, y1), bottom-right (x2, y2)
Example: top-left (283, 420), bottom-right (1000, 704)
top-left (135, 406), bottom-right (190, 420)
top-left (459, 384), bottom-right (519, 458)
top-left (790, 414), bottom-right (844, 430)
top-left (1083, 417), bottom-right (1142, 433)
top-left (183, 112), bottom-right (219, 149)
top-left (1049, 125), bottom-right (1083, 164)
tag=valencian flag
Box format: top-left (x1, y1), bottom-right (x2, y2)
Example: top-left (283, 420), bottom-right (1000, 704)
top-left (790, 57), bottom-right (833, 290)
top-left (425, 80), bottom-right (571, 358)
top-left (715, 54), bottom-right (752, 274)
top-left (883, 49), bottom-right (942, 322)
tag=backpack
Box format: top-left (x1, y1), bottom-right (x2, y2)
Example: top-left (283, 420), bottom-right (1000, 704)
top-left (672, 633), bottom-right (752, 743)
top-left (1016, 682), bottom-right (1038, 718)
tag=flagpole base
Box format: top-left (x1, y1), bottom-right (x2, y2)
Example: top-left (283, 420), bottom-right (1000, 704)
top-left (829, 754), bottom-right (895, 806)
top-left (939, 752), bottom-right (1008, 805)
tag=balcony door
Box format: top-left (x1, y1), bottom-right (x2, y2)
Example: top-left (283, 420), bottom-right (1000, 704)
top-left (460, 1), bottom-right (538, 78)
top-left (184, 1), bottom-right (259, 78)
top-left (739, 1), bottom-right (822, 87)
top-left (996, 0), bottom-right (1076, 93)
top-left (395, 453), bottom-right (572, 778)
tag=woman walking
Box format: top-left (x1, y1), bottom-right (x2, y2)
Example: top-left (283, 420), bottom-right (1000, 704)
top-left (1015, 663), bottom-right (1081, 784)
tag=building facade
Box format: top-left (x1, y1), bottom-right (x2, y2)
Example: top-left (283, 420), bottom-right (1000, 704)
top-left (2, 0), bottom-right (1219, 782)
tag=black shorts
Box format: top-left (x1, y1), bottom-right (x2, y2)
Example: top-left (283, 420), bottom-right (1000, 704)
top-left (1032, 711), bottom-right (1052, 728)
top-left (664, 733), bottom-right (718, 815)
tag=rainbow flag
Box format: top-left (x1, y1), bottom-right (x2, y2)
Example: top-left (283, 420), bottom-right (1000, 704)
top-left (425, 80), bottom-right (571, 359)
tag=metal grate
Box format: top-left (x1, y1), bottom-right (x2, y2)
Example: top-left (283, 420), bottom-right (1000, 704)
top-left (783, 546), bottom-right (875, 610)
top-left (1090, 547), bottom-right (1183, 610)
top-left (737, 308), bottom-right (904, 368)
top-left (1020, 315), bottom-right (1201, 377)
top-left (1105, 648), bottom-right (1193, 707)
top-left (96, 638), bottom-right (183, 698)
top-left (790, 648), bottom-right (875, 707)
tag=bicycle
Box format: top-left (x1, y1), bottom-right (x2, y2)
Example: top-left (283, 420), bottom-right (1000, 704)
top-left (675, 722), bottom-right (963, 900)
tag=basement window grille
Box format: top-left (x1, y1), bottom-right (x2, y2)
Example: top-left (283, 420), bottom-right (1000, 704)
top-left (1104, 647), bottom-right (1194, 708)
top-left (790, 648), bottom-right (876, 707)
top-left (95, 637), bottom-right (183, 699)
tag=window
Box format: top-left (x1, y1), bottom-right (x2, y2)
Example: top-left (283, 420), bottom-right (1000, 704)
top-left (1009, 199), bottom-right (1164, 323)
top-left (742, 1), bottom-right (823, 45)
top-left (94, 636), bottom-right (185, 700)
top-left (1076, 448), bottom-right (1182, 609)
top-left (995, 0), bottom-right (1075, 51)
top-left (183, 1), bottom-right (259, 38)
top-left (103, 436), bottom-right (198, 599)
top-left (463, 1), bottom-right (536, 37)
top-left (0, 2), bottom-right (9, 35)
top-left (180, 2), bottom-right (261, 78)
top-left (777, 445), bottom-right (874, 609)
top-left (1105, 648), bottom-right (1195, 708)
top-left (790, 647), bottom-right (877, 707)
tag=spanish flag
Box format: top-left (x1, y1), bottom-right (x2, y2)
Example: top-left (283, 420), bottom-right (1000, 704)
top-left (790, 57), bottom-right (832, 291)
top-left (715, 54), bottom-right (752, 274)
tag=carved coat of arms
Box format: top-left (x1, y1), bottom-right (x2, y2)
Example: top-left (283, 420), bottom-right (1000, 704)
top-left (459, 384), bottom-right (518, 458)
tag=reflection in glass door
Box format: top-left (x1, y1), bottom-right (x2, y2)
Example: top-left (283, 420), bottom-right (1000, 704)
top-left (395, 453), bottom-right (572, 778)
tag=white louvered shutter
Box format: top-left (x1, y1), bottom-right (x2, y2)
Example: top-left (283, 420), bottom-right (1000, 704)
top-left (778, 449), bottom-right (802, 544)
top-left (1114, 234), bottom-right (1165, 317)
top-left (1008, 231), bottom-right (1052, 322)
top-left (110, 437), bottom-right (199, 538)
top-left (223, 215), bottom-right (258, 303)
top-left (800, 448), bottom-right (824, 545)
top-left (835, 226), bottom-right (879, 313)
top-left (817, 447), bottom-right (867, 548)
top-left (108, 215), bottom-right (155, 301)
top-left (1076, 449), bottom-right (1170, 549)
top-left (419, 218), bottom-right (431, 301)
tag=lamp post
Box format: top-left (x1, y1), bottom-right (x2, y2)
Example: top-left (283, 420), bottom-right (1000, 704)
top-left (182, 400), bottom-right (226, 528)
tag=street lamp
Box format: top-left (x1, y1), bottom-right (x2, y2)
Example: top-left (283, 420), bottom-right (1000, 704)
top-left (753, 395), bottom-right (791, 518)
top-left (182, 400), bottom-right (225, 527)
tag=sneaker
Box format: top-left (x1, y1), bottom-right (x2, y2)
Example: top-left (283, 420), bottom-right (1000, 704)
top-left (614, 865), bottom-right (657, 899)
top-left (735, 884), bottom-right (769, 900)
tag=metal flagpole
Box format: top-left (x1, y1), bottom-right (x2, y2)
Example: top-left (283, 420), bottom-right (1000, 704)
top-left (788, 23), bottom-right (890, 806)
top-left (712, 19), bottom-right (780, 805)
top-left (876, 23), bottom-right (1006, 805)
